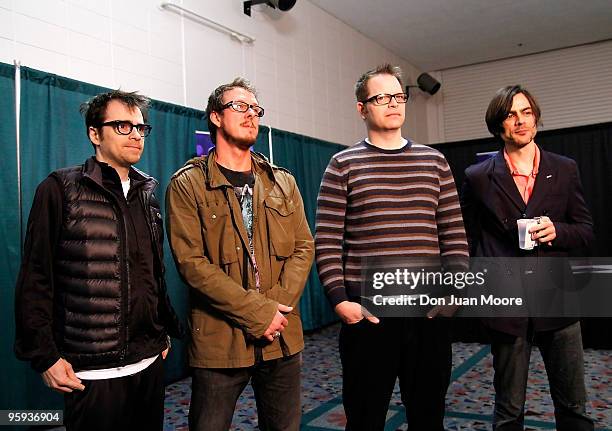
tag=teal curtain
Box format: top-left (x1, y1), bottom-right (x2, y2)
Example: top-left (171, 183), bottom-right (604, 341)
top-left (0, 63), bottom-right (23, 414)
top-left (270, 129), bottom-right (345, 330)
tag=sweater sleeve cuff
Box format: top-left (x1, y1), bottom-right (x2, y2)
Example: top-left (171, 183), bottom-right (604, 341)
top-left (327, 287), bottom-right (350, 308)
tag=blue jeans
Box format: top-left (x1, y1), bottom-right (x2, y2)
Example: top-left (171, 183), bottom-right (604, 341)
top-left (188, 353), bottom-right (301, 431)
top-left (491, 321), bottom-right (593, 431)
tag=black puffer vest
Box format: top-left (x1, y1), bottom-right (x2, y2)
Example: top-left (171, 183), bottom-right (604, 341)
top-left (50, 158), bottom-right (180, 370)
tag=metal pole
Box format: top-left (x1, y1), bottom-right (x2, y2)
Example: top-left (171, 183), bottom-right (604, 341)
top-left (268, 125), bottom-right (273, 164)
top-left (14, 59), bottom-right (22, 255)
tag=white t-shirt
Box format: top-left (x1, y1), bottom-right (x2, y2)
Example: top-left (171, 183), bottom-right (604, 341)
top-left (121, 178), bottom-right (130, 198)
top-left (75, 355), bottom-right (159, 380)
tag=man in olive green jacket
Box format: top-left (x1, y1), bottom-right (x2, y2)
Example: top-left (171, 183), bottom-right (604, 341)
top-left (166, 77), bottom-right (314, 431)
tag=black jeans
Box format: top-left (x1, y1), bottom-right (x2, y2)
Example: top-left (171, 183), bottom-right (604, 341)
top-left (339, 317), bottom-right (452, 431)
top-left (64, 355), bottom-right (165, 431)
top-left (491, 321), bottom-right (594, 430)
top-left (189, 353), bottom-right (302, 431)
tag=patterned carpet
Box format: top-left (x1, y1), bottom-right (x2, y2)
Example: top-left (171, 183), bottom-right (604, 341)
top-left (163, 323), bottom-right (612, 430)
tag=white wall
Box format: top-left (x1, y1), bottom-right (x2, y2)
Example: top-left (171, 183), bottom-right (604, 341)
top-left (425, 40), bottom-right (612, 144)
top-left (0, 0), bottom-right (427, 146)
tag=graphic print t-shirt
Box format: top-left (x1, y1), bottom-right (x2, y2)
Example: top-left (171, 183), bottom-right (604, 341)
top-left (218, 164), bottom-right (261, 290)
top-left (218, 165), bottom-right (255, 244)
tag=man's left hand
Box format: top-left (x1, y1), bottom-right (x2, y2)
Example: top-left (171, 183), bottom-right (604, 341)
top-left (530, 216), bottom-right (556, 246)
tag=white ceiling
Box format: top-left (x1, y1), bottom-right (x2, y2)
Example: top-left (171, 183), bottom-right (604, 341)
top-left (309, 0), bottom-right (612, 71)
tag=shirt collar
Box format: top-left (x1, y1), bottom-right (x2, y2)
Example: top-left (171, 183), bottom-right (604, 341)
top-left (503, 145), bottom-right (540, 177)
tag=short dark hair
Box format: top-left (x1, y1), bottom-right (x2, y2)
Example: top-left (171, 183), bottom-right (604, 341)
top-left (206, 77), bottom-right (258, 144)
top-left (80, 90), bottom-right (150, 148)
top-left (485, 85), bottom-right (541, 138)
top-left (355, 64), bottom-right (403, 102)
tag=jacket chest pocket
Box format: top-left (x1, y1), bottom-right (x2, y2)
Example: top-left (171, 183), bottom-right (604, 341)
top-left (264, 196), bottom-right (296, 259)
top-left (199, 203), bottom-right (238, 265)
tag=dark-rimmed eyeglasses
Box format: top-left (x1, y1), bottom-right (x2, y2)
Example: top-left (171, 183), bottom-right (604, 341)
top-left (222, 101), bottom-right (265, 117)
top-left (99, 120), bottom-right (152, 137)
top-left (361, 93), bottom-right (408, 106)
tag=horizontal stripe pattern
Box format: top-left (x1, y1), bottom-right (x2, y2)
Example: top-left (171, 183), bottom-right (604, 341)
top-left (315, 140), bottom-right (468, 306)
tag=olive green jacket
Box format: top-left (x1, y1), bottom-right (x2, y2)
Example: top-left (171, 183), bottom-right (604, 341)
top-left (166, 150), bottom-right (314, 368)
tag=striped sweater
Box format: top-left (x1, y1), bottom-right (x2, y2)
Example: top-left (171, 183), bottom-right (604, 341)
top-left (315, 139), bottom-right (469, 306)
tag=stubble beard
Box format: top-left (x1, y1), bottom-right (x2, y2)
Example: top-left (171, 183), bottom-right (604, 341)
top-left (220, 128), bottom-right (257, 151)
top-left (233, 136), bottom-right (256, 151)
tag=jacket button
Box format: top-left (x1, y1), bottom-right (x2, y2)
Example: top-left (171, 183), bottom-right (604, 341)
top-left (236, 246), bottom-right (240, 251)
top-left (212, 214), bottom-right (217, 219)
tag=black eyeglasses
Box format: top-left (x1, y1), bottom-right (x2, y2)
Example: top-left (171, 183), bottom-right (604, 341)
top-left (222, 101), bottom-right (265, 117)
top-left (361, 93), bottom-right (408, 106)
top-left (99, 120), bottom-right (152, 137)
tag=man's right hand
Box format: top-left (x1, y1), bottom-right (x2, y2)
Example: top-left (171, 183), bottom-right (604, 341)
top-left (334, 301), bottom-right (380, 324)
top-left (41, 358), bottom-right (85, 393)
top-left (262, 303), bottom-right (292, 342)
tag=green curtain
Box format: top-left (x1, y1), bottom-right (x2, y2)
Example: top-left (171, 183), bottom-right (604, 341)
top-left (270, 129), bottom-right (344, 330)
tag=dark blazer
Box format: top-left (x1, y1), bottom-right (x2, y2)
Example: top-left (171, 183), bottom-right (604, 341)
top-left (461, 147), bottom-right (594, 337)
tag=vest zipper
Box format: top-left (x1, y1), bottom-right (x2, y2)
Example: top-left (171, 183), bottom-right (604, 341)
top-left (87, 177), bottom-right (130, 364)
top-left (114, 193), bottom-right (129, 364)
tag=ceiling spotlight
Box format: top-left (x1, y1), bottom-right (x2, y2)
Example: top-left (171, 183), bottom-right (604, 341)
top-left (244, 0), bottom-right (297, 16)
top-left (406, 72), bottom-right (441, 98)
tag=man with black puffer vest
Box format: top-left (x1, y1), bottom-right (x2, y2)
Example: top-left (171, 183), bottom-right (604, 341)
top-left (14, 90), bottom-right (182, 431)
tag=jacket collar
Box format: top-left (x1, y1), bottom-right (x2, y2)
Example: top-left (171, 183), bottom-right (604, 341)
top-left (82, 156), bottom-right (157, 191)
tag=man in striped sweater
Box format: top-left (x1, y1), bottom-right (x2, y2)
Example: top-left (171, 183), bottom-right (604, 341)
top-left (315, 64), bottom-right (469, 430)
